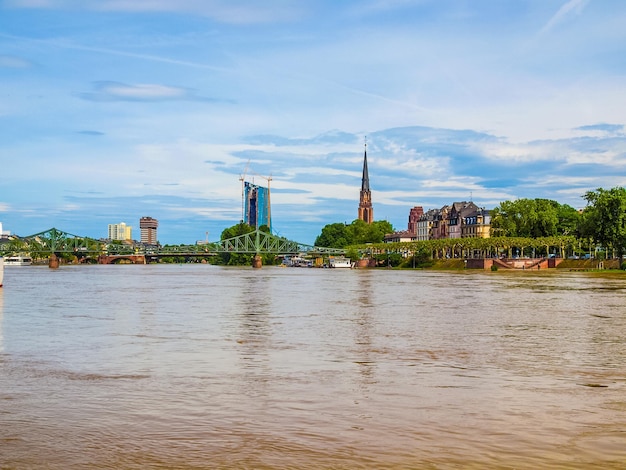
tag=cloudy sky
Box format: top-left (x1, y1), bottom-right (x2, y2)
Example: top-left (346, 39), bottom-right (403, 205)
top-left (2, 0), bottom-right (626, 245)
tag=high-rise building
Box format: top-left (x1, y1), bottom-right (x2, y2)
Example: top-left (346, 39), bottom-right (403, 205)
top-left (140, 217), bottom-right (158, 245)
top-left (358, 142), bottom-right (373, 224)
top-left (108, 222), bottom-right (132, 241)
top-left (244, 182), bottom-right (271, 231)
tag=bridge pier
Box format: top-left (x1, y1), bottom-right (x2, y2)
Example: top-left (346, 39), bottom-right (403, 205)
top-left (49, 253), bottom-right (60, 269)
top-left (252, 254), bottom-right (263, 268)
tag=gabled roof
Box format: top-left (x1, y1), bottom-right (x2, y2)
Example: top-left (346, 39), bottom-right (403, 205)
top-left (449, 201), bottom-right (479, 218)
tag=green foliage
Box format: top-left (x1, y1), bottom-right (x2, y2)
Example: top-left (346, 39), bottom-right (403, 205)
top-left (315, 223), bottom-right (350, 248)
top-left (398, 246), bottom-right (432, 268)
top-left (217, 222), bottom-right (255, 265)
top-left (221, 222), bottom-right (256, 240)
top-left (490, 198), bottom-right (580, 238)
top-left (314, 219), bottom-right (394, 248)
top-left (359, 235), bottom-right (577, 264)
top-left (212, 222), bottom-right (277, 266)
top-left (345, 247), bottom-right (361, 261)
top-left (582, 187), bottom-right (626, 258)
top-left (556, 203), bottom-right (581, 236)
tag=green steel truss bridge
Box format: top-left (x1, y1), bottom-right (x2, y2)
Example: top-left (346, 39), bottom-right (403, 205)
top-left (0, 227), bottom-right (345, 258)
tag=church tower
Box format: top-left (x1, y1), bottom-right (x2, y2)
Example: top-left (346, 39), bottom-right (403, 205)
top-left (358, 140), bottom-right (374, 224)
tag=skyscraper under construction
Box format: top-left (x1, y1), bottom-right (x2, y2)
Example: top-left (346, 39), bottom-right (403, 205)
top-left (244, 182), bottom-right (271, 231)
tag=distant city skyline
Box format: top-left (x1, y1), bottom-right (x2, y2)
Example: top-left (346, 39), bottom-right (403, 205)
top-left (2, 0), bottom-right (626, 245)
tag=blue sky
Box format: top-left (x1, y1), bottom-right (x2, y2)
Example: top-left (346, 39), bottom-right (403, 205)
top-left (2, 0), bottom-right (626, 245)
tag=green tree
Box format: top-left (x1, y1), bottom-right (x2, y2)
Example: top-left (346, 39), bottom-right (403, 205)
top-left (490, 198), bottom-right (578, 238)
top-left (315, 219), bottom-right (394, 248)
top-left (556, 203), bottom-right (581, 236)
top-left (221, 221), bottom-right (256, 240)
top-left (217, 222), bottom-right (256, 265)
top-left (314, 223), bottom-right (350, 248)
top-left (582, 187), bottom-right (626, 258)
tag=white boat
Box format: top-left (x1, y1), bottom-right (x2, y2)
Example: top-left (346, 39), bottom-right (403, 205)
top-left (328, 257), bottom-right (352, 268)
top-left (4, 255), bottom-right (33, 266)
top-left (282, 256), bottom-right (311, 267)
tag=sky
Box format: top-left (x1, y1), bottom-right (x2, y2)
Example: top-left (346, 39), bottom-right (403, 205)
top-left (2, 0), bottom-right (626, 245)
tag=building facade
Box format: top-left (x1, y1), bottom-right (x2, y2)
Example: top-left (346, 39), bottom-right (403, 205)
top-left (407, 206), bottom-right (424, 235)
top-left (447, 201), bottom-right (479, 239)
top-left (412, 202), bottom-right (492, 241)
top-left (244, 182), bottom-right (271, 231)
top-left (416, 209), bottom-right (438, 241)
top-left (108, 222), bottom-right (132, 241)
top-left (430, 205), bottom-right (450, 240)
top-left (140, 217), bottom-right (158, 245)
top-left (384, 206), bottom-right (423, 243)
top-left (461, 208), bottom-right (491, 238)
top-left (357, 143), bottom-right (374, 224)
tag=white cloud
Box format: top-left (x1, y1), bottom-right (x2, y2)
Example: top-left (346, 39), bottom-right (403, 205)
top-left (539, 0), bottom-right (590, 35)
top-left (79, 81), bottom-right (211, 102)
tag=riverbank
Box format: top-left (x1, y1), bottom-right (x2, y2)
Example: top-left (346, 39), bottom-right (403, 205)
top-left (425, 258), bottom-right (624, 272)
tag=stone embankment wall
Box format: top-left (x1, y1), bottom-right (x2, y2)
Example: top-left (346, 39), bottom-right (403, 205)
top-left (466, 258), bottom-right (620, 270)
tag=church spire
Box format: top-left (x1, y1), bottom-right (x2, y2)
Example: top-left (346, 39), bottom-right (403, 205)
top-left (361, 139), bottom-right (370, 192)
top-left (358, 137), bottom-right (374, 224)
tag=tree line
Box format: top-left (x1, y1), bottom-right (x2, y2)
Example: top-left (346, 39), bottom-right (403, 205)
top-left (491, 187), bottom-right (626, 258)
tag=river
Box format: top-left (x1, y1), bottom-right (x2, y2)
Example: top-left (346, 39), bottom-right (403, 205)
top-left (1, 265), bottom-right (625, 469)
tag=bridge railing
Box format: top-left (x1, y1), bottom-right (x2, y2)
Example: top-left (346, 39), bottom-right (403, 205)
top-left (0, 227), bottom-right (345, 257)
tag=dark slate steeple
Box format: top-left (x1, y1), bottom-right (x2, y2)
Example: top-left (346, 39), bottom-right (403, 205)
top-left (361, 142), bottom-right (370, 192)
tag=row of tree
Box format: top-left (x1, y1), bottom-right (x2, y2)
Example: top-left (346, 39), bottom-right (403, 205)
top-left (491, 187), bottom-right (626, 258)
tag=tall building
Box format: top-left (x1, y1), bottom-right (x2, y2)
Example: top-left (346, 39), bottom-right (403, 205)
top-left (357, 142), bottom-right (374, 224)
top-left (140, 217), bottom-right (158, 245)
top-left (408, 206), bottom-right (424, 235)
top-left (108, 222), bottom-right (132, 241)
top-left (244, 182), bottom-right (271, 231)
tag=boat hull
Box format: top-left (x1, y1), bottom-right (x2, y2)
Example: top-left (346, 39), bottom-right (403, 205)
top-left (4, 256), bottom-right (32, 266)
top-left (328, 257), bottom-right (352, 268)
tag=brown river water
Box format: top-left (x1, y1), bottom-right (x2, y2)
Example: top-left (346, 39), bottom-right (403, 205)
top-left (1, 265), bottom-right (625, 469)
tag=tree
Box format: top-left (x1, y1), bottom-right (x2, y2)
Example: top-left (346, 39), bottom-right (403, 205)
top-left (556, 203), bottom-right (581, 236)
top-left (314, 223), bottom-right (350, 248)
top-left (217, 222), bottom-right (259, 266)
top-left (490, 198), bottom-right (579, 238)
top-left (315, 219), bottom-right (394, 248)
top-left (582, 187), bottom-right (626, 258)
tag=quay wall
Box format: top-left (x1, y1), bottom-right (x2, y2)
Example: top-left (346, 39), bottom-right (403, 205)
top-left (464, 258), bottom-right (620, 270)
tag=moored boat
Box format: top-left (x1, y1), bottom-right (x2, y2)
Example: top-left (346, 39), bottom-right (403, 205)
top-left (0, 256), bottom-right (4, 287)
top-left (328, 256), bottom-right (353, 268)
top-left (4, 255), bottom-right (33, 266)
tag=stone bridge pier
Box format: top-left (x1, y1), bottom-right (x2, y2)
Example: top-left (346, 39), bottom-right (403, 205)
top-left (49, 253), bottom-right (60, 269)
